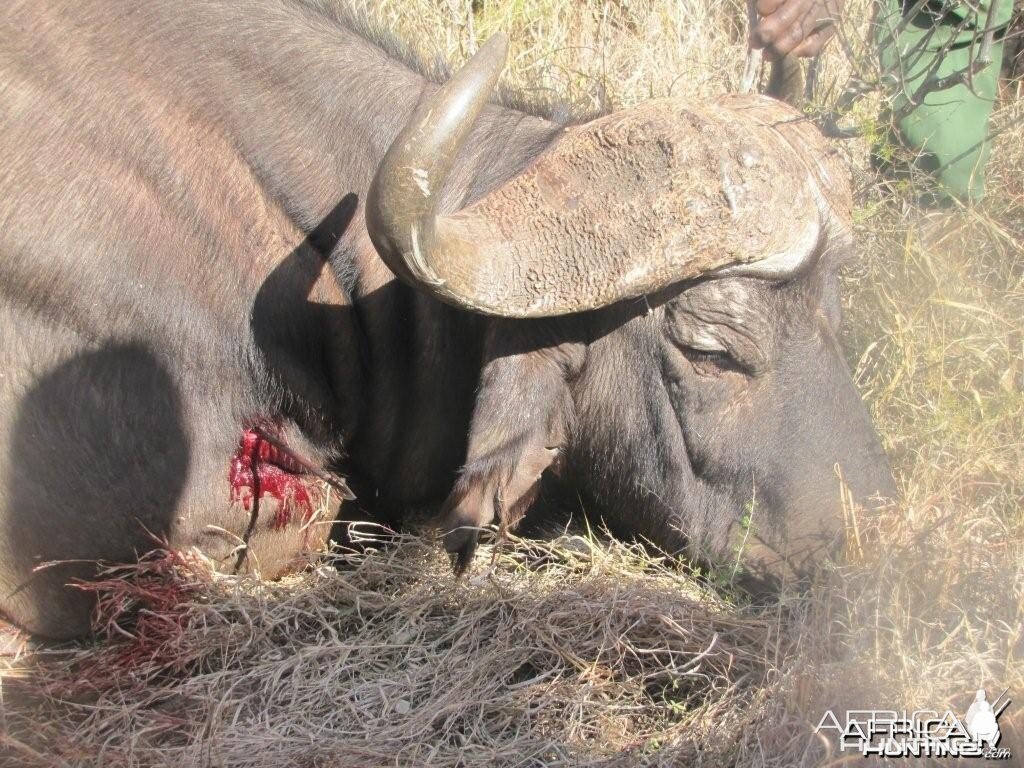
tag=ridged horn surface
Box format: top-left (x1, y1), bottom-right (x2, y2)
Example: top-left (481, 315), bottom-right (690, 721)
top-left (372, 59), bottom-right (850, 318)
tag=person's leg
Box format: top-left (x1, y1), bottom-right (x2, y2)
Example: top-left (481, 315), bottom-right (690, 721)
top-left (875, 0), bottom-right (1010, 203)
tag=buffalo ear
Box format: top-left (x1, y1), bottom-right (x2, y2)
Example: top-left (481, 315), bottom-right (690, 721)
top-left (439, 333), bottom-right (579, 573)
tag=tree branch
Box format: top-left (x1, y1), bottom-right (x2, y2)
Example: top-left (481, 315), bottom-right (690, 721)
top-left (820, 0), bottom-right (1005, 138)
top-left (740, 0), bottom-right (763, 94)
top-left (891, 0), bottom-right (1004, 122)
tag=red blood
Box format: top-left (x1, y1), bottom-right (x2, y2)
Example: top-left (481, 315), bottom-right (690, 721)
top-left (229, 429), bottom-right (316, 529)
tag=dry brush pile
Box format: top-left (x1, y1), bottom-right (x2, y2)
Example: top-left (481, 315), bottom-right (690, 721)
top-left (2, 1), bottom-right (1022, 766)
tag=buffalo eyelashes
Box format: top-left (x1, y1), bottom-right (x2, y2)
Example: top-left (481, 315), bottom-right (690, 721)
top-left (679, 345), bottom-right (747, 376)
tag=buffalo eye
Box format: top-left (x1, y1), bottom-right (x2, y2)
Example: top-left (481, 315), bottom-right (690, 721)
top-left (678, 345), bottom-right (748, 377)
top-left (663, 302), bottom-right (763, 377)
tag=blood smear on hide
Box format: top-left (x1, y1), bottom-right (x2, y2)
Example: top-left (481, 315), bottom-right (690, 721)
top-left (228, 429), bottom-right (317, 529)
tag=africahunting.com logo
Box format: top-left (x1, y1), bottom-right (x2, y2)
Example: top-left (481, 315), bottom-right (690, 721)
top-left (815, 688), bottom-right (1012, 760)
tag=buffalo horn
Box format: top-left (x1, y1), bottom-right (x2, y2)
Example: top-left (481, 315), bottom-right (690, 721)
top-left (367, 36), bottom-right (848, 317)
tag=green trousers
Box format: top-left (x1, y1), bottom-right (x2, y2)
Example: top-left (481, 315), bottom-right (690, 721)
top-left (875, 0), bottom-right (1011, 202)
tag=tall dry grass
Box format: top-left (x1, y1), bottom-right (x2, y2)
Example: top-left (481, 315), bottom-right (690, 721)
top-left (2, 1), bottom-right (1022, 766)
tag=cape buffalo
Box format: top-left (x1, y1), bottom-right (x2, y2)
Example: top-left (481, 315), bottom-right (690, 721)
top-left (0, 0), bottom-right (894, 639)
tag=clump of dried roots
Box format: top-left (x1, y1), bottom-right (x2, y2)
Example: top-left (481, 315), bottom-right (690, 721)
top-left (4, 531), bottom-right (786, 766)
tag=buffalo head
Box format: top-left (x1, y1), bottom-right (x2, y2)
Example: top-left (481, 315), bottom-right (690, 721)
top-left (366, 36), bottom-right (895, 585)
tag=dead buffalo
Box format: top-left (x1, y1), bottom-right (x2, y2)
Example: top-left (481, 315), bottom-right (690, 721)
top-left (0, 0), bottom-right (894, 639)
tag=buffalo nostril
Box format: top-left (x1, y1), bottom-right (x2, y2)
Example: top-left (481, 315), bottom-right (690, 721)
top-left (854, 456), bottom-right (898, 507)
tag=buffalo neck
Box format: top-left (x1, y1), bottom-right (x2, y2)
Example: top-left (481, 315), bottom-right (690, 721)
top-left (63, 0), bottom-right (567, 510)
top-left (143, 0), bottom-right (566, 510)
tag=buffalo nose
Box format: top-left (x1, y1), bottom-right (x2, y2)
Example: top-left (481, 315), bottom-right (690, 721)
top-left (739, 450), bottom-right (896, 593)
top-left (844, 440), bottom-right (898, 509)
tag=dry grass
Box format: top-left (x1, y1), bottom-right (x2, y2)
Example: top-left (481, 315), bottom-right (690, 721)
top-left (2, 1), bottom-right (1022, 766)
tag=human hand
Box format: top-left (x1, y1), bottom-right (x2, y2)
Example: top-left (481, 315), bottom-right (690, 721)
top-left (749, 0), bottom-right (845, 60)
